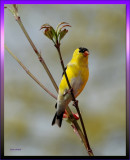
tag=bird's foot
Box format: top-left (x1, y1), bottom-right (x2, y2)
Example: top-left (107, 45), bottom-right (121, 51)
top-left (73, 100), bottom-right (78, 107)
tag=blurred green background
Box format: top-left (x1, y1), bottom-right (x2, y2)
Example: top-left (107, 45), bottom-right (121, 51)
top-left (4, 4), bottom-right (126, 156)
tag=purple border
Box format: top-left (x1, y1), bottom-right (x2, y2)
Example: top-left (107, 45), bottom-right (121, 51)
top-left (0, 0), bottom-right (130, 159)
top-left (126, 1), bottom-right (130, 159)
top-left (0, 0), bottom-right (4, 159)
top-left (2, 0), bottom-right (129, 4)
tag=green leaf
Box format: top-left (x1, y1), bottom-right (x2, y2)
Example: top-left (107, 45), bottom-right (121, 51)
top-left (57, 24), bottom-right (71, 35)
top-left (44, 28), bottom-right (54, 40)
top-left (59, 29), bottom-right (68, 41)
top-left (56, 22), bottom-right (69, 33)
top-left (40, 24), bottom-right (57, 42)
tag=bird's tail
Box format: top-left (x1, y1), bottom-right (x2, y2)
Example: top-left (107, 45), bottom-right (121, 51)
top-left (52, 111), bottom-right (64, 127)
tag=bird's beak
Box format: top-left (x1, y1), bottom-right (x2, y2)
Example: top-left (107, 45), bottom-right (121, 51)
top-left (83, 51), bottom-right (89, 57)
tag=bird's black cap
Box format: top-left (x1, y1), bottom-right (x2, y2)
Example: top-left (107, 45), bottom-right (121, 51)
top-left (79, 47), bottom-right (89, 53)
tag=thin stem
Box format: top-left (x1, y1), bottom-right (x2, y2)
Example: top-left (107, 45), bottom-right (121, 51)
top-left (55, 43), bottom-right (94, 156)
top-left (76, 104), bottom-right (93, 156)
top-left (4, 44), bottom-right (57, 100)
top-left (55, 43), bottom-right (71, 89)
top-left (16, 16), bottom-right (58, 92)
top-left (66, 107), bottom-right (92, 153)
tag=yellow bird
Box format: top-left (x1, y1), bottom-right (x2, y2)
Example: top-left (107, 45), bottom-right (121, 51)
top-left (52, 47), bottom-right (89, 127)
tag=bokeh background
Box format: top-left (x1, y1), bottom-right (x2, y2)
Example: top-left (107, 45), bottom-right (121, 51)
top-left (4, 4), bottom-right (126, 156)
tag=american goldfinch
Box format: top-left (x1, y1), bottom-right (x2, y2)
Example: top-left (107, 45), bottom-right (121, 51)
top-left (52, 47), bottom-right (89, 127)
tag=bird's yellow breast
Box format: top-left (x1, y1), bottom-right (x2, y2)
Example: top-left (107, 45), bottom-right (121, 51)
top-left (58, 48), bottom-right (89, 101)
top-left (59, 62), bottom-right (89, 98)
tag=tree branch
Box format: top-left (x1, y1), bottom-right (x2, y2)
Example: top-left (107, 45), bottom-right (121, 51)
top-left (4, 44), bottom-right (57, 99)
top-left (55, 43), bottom-right (94, 156)
top-left (12, 5), bottom-right (58, 92)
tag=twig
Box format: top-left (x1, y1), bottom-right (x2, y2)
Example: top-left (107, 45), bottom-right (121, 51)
top-left (11, 5), bottom-right (58, 92)
top-left (4, 44), bottom-right (56, 100)
top-left (55, 43), bottom-right (94, 156)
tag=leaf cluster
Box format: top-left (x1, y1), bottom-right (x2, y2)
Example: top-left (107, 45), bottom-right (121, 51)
top-left (40, 22), bottom-right (71, 44)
